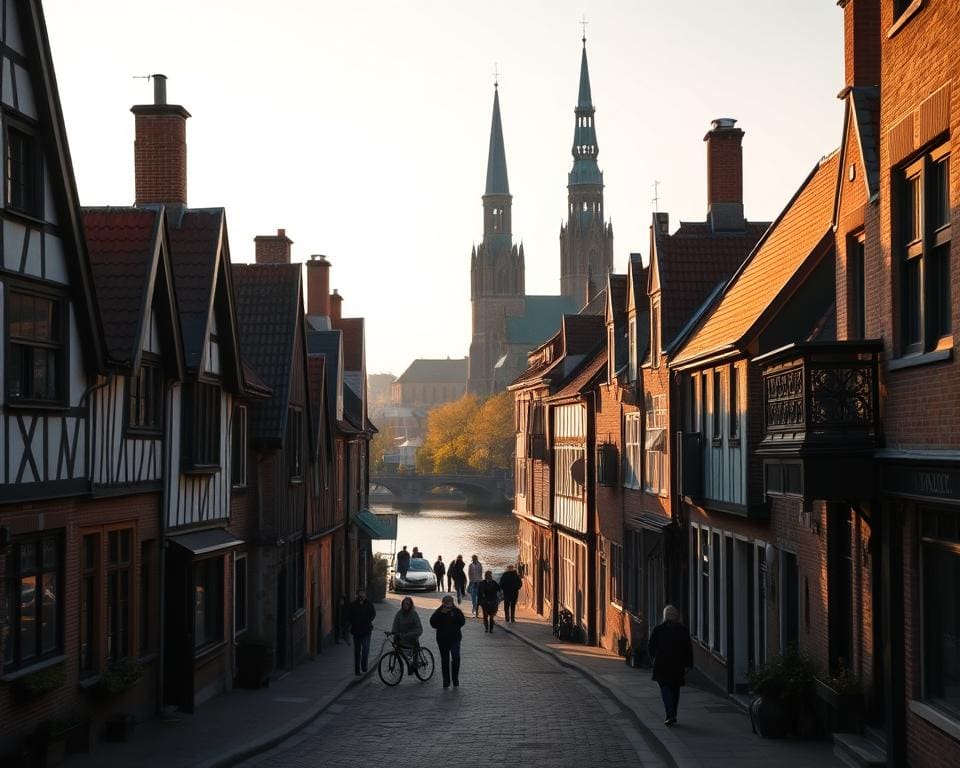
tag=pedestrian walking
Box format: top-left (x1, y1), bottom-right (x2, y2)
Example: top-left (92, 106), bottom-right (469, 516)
top-left (390, 596), bottom-right (423, 673)
top-left (430, 594), bottom-right (466, 688)
top-left (447, 555), bottom-right (456, 592)
top-left (347, 588), bottom-right (376, 674)
top-left (412, 546), bottom-right (422, 560)
top-left (450, 555), bottom-right (467, 604)
top-left (467, 554), bottom-right (483, 617)
top-left (647, 604), bottom-right (694, 726)
top-left (433, 555), bottom-right (446, 588)
top-left (397, 545), bottom-right (411, 578)
top-left (477, 570), bottom-right (501, 633)
top-left (499, 564), bottom-right (522, 622)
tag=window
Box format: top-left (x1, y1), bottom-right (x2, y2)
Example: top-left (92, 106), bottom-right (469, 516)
top-left (921, 508), bottom-right (960, 717)
top-left (764, 461), bottom-right (803, 496)
top-left (712, 531), bottom-right (722, 653)
top-left (781, 550), bottom-right (800, 652)
top-left (139, 541), bottom-right (153, 656)
top-left (699, 527), bottom-right (710, 644)
top-left (6, 290), bottom-right (65, 404)
top-left (849, 236), bottom-right (866, 339)
top-left (650, 303), bottom-right (661, 368)
top-left (729, 365), bottom-right (739, 440)
top-left (644, 394), bottom-right (667, 495)
top-left (287, 408), bottom-right (303, 480)
top-left (623, 412), bottom-right (641, 489)
top-left (596, 443), bottom-right (618, 486)
top-left (193, 557), bottom-right (224, 650)
top-left (607, 325), bottom-right (616, 383)
top-left (4, 533), bottom-right (62, 671)
top-left (231, 405), bottom-right (247, 488)
top-left (712, 370), bottom-right (722, 440)
top-left (234, 553), bottom-right (248, 637)
top-left (898, 147), bottom-right (951, 356)
top-left (128, 358), bottom-right (163, 432)
top-left (6, 124), bottom-right (41, 217)
top-left (610, 541), bottom-right (623, 605)
top-left (628, 319), bottom-right (637, 382)
top-left (181, 381), bottom-right (222, 470)
top-left (293, 547), bottom-right (305, 612)
top-left (106, 529), bottom-right (132, 662)
top-left (80, 534), bottom-right (99, 675)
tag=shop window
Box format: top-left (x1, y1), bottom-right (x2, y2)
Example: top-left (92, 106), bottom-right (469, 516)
top-left (193, 557), bottom-right (224, 650)
top-left (6, 290), bottom-right (65, 404)
top-left (4, 532), bottom-right (63, 671)
top-left (921, 509), bottom-right (960, 717)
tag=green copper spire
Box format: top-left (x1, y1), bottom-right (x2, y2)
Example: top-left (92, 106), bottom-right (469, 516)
top-left (569, 38), bottom-right (601, 187)
top-left (485, 85), bottom-right (510, 196)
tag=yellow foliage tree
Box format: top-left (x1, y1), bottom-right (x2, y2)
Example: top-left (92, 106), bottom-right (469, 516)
top-left (467, 391), bottom-right (515, 471)
top-left (417, 392), bottom-right (515, 473)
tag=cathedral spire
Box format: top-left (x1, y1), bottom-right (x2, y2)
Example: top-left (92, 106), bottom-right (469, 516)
top-left (569, 39), bottom-right (600, 186)
top-left (485, 85), bottom-right (510, 196)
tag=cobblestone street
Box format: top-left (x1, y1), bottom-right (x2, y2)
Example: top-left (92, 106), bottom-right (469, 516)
top-left (239, 603), bottom-right (663, 768)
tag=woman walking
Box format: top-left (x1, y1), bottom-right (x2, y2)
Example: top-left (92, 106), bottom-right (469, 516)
top-left (450, 555), bottom-right (467, 604)
top-left (647, 605), bottom-right (693, 726)
top-left (467, 555), bottom-right (484, 617)
top-left (477, 570), bottom-right (501, 633)
top-left (430, 595), bottom-right (466, 688)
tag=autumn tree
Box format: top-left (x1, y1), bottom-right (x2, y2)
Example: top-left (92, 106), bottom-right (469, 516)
top-left (370, 423), bottom-right (398, 471)
top-left (466, 391), bottom-right (514, 471)
top-left (417, 392), bottom-right (514, 473)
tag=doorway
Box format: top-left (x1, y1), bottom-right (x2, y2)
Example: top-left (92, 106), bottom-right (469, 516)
top-left (276, 566), bottom-right (287, 669)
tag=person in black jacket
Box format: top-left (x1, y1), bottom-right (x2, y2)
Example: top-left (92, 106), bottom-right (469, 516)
top-left (347, 588), bottom-right (377, 674)
top-left (397, 546), bottom-right (410, 578)
top-left (498, 564), bottom-right (522, 622)
top-left (477, 570), bottom-right (501, 633)
top-left (430, 595), bottom-right (466, 687)
top-left (433, 556), bottom-right (446, 589)
top-left (647, 604), bottom-right (694, 725)
top-left (448, 555), bottom-right (467, 604)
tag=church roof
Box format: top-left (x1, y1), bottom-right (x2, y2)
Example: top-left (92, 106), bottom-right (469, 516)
top-left (395, 358), bottom-right (468, 384)
top-left (506, 295), bottom-right (578, 345)
top-left (485, 87), bottom-right (510, 196)
top-left (578, 43), bottom-right (593, 109)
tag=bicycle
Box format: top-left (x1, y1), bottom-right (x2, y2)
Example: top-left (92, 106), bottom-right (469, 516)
top-left (377, 632), bottom-right (435, 686)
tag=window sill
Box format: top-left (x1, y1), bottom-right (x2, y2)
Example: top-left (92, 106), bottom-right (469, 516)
top-left (193, 640), bottom-right (227, 663)
top-left (888, 0), bottom-right (923, 39)
top-left (4, 399), bottom-right (70, 412)
top-left (183, 464), bottom-right (222, 476)
top-left (126, 426), bottom-right (163, 438)
top-left (888, 346), bottom-right (952, 371)
top-left (2, 654), bottom-right (67, 682)
top-left (3, 206), bottom-right (47, 228)
top-left (78, 674), bottom-right (102, 690)
top-left (909, 699), bottom-right (960, 742)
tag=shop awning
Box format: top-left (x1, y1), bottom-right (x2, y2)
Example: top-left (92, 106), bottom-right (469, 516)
top-left (168, 528), bottom-right (244, 555)
top-left (645, 429), bottom-right (666, 451)
top-left (353, 509), bottom-right (397, 540)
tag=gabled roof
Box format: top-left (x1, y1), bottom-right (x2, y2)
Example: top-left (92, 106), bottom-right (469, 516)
top-left (509, 313), bottom-right (605, 390)
top-left (18, 0), bottom-right (105, 371)
top-left (83, 207), bottom-right (169, 368)
top-left (333, 317), bottom-right (364, 373)
top-left (652, 219), bottom-right (770, 348)
top-left (307, 328), bottom-right (344, 433)
top-left (506, 295), bottom-right (578, 345)
top-left (395, 358), bottom-right (468, 384)
top-left (233, 263), bottom-right (303, 443)
top-left (834, 86), bottom-right (880, 222)
top-left (672, 151), bottom-right (840, 368)
top-left (548, 346), bottom-right (607, 402)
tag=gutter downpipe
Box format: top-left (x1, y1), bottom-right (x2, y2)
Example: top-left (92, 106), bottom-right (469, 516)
top-left (157, 381), bottom-right (176, 715)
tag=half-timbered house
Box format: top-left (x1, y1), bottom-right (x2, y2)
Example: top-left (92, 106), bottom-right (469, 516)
top-left (0, 0), bottom-right (107, 751)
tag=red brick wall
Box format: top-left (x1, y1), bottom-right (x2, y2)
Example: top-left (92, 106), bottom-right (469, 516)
top-left (705, 128), bottom-right (744, 206)
top-left (133, 111), bottom-right (188, 206)
top-left (254, 230), bottom-right (292, 265)
top-left (843, 0), bottom-right (880, 88)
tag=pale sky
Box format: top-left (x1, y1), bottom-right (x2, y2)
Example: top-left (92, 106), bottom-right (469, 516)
top-left (43, 1), bottom-right (843, 378)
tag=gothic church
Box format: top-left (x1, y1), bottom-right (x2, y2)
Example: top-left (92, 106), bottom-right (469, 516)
top-left (468, 40), bottom-right (613, 395)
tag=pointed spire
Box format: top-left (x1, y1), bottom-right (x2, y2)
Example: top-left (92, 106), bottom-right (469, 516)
top-left (578, 40), bottom-right (593, 109)
top-left (485, 85), bottom-right (510, 196)
top-left (569, 37), bottom-right (601, 186)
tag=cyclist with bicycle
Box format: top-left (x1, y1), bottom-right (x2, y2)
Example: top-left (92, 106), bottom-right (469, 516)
top-left (390, 596), bottom-right (423, 672)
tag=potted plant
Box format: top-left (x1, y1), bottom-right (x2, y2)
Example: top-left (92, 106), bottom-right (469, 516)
top-left (12, 663), bottom-right (65, 705)
top-left (816, 662), bottom-right (863, 733)
top-left (747, 647), bottom-right (817, 739)
top-left (236, 634), bottom-right (274, 689)
top-left (369, 557), bottom-right (388, 602)
top-left (93, 657), bottom-right (143, 699)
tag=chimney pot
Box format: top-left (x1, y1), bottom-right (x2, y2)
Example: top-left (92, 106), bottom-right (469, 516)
top-left (331, 289), bottom-right (343, 325)
top-left (307, 254), bottom-right (331, 317)
top-left (153, 74), bottom-right (167, 105)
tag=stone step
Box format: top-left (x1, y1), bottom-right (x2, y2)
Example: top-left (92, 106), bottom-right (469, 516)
top-left (833, 732), bottom-right (886, 768)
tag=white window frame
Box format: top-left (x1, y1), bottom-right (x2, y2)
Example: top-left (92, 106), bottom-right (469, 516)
top-left (623, 412), bottom-right (641, 489)
top-left (628, 319), bottom-right (637, 382)
top-left (644, 393), bottom-right (667, 496)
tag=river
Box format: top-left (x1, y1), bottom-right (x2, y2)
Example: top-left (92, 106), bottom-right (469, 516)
top-left (370, 503), bottom-right (518, 573)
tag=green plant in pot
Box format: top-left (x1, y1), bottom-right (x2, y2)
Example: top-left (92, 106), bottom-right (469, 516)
top-left (816, 661), bottom-right (863, 733)
top-left (747, 647), bottom-right (817, 739)
top-left (12, 663), bottom-right (66, 704)
top-left (368, 557), bottom-right (388, 602)
top-left (93, 657), bottom-right (143, 699)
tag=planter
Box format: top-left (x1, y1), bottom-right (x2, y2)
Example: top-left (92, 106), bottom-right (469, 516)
top-left (12, 664), bottom-right (66, 705)
top-left (103, 714), bottom-right (136, 743)
top-left (750, 695), bottom-right (790, 739)
top-left (815, 678), bottom-right (863, 733)
top-left (236, 642), bottom-right (274, 689)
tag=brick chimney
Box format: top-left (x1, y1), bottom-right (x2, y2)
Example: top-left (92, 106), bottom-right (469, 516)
top-left (839, 0), bottom-right (880, 90)
top-left (131, 75), bottom-right (191, 207)
top-left (330, 289), bottom-right (343, 324)
top-left (704, 118), bottom-right (745, 232)
top-left (254, 228), bottom-right (292, 264)
top-left (306, 255), bottom-right (331, 317)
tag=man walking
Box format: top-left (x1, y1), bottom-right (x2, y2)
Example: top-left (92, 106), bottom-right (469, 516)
top-left (648, 605), bottom-right (693, 725)
top-left (447, 555), bottom-right (456, 592)
top-left (397, 545), bottom-right (411, 578)
top-left (499, 564), bottom-right (522, 622)
top-left (467, 554), bottom-right (483, 617)
top-left (430, 595), bottom-right (466, 688)
top-left (347, 588), bottom-right (376, 675)
top-left (433, 555), bottom-right (446, 590)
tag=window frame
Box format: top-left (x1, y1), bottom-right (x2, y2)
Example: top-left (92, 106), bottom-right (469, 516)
top-left (848, 234), bottom-right (867, 340)
top-left (643, 393), bottom-right (667, 496)
top-left (126, 355), bottom-right (164, 434)
top-left (5, 285), bottom-right (68, 407)
top-left (231, 404), bottom-right (248, 488)
top-left (623, 411), bottom-right (642, 490)
top-left (4, 532), bottom-right (64, 672)
top-left (181, 380), bottom-right (222, 472)
top-left (234, 552), bottom-right (248, 638)
top-left (610, 541), bottom-right (624, 607)
top-left (5, 118), bottom-right (43, 220)
top-left (287, 407), bottom-right (303, 481)
top-left (728, 364), bottom-right (740, 441)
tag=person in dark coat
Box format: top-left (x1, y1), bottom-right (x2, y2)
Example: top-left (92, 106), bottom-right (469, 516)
top-left (347, 588), bottom-right (376, 673)
top-left (476, 570), bottom-right (501, 633)
top-left (498, 564), bottom-right (522, 623)
top-left (447, 555), bottom-right (456, 592)
top-left (433, 556), bottom-right (446, 588)
top-left (647, 604), bottom-right (694, 726)
top-left (430, 595), bottom-right (466, 688)
top-left (397, 546), bottom-right (410, 578)
top-left (449, 555), bottom-right (467, 604)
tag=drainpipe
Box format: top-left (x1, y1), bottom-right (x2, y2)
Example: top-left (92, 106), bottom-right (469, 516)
top-left (157, 382), bottom-right (176, 715)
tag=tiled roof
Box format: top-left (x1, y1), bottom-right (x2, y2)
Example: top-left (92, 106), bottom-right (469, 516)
top-left (306, 354), bottom-right (327, 453)
top-left (656, 220), bottom-right (770, 348)
top-left (563, 313), bottom-right (605, 355)
top-left (505, 295), bottom-right (578, 345)
top-left (607, 274), bottom-right (627, 326)
top-left (672, 151), bottom-right (840, 367)
top-left (548, 346), bottom-right (607, 402)
top-left (307, 329), bottom-right (343, 433)
top-left (83, 207), bottom-right (160, 365)
top-left (167, 209), bottom-right (223, 370)
top-left (395, 358), bottom-right (468, 384)
top-left (333, 317), bottom-right (364, 372)
top-left (233, 263), bottom-right (302, 443)
top-left (629, 257), bottom-right (651, 360)
top-left (850, 86), bottom-right (880, 202)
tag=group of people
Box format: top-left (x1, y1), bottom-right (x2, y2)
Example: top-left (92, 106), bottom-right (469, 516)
top-left (430, 554), bottom-right (522, 627)
top-left (395, 545), bottom-right (425, 578)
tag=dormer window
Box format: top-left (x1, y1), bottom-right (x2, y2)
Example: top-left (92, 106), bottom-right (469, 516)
top-left (6, 290), bottom-right (65, 405)
top-left (650, 301), bottom-right (661, 368)
top-left (128, 357), bottom-right (163, 433)
top-left (181, 381), bottom-right (221, 472)
top-left (628, 320), bottom-right (637, 382)
top-left (6, 123), bottom-right (41, 218)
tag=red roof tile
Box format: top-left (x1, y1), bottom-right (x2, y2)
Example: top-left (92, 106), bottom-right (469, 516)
top-left (548, 347), bottom-right (608, 402)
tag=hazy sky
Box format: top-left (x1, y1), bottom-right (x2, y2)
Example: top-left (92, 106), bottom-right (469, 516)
top-left (43, 1), bottom-right (844, 377)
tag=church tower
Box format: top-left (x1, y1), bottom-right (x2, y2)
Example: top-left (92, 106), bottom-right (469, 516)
top-left (560, 37), bottom-right (613, 308)
top-left (468, 83), bottom-right (526, 396)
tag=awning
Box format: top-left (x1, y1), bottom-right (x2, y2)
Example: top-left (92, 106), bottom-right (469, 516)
top-left (168, 528), bottom-right (244, 556)
top-left (633, 513), bottom-right (674, 532)
top-left (645, 429), bottom-right (666, 451)
top-left (353, 509), bottom-right (397, 540)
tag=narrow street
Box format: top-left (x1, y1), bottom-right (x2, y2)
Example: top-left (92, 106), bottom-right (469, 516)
top-left (239, 599), bottom-right (663, 768)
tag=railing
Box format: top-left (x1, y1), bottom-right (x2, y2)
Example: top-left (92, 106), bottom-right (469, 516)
top-left (755, 341), bottom-right (882, 450)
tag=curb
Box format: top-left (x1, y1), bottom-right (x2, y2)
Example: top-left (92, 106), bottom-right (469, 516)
top-left (497, 621), bottom-right (681, 768)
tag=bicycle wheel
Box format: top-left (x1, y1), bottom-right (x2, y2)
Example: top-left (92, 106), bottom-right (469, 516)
top-left (414, 647), bottom-right (435, 681)
top-left (378, 650), bottom-right (404, 686)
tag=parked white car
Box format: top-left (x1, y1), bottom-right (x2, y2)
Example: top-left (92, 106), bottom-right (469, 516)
top-left (389, 558), bottom-right (438, 592)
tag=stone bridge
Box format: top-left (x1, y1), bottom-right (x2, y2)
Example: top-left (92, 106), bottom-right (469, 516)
top-left (369, 471), bottom-right (513, 509)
